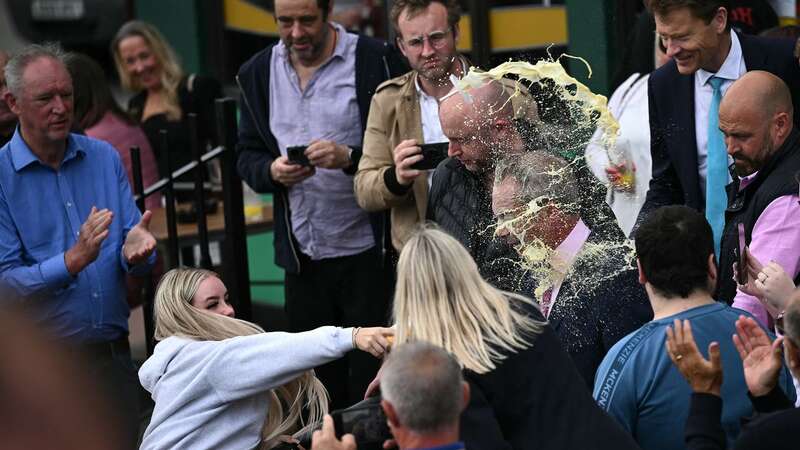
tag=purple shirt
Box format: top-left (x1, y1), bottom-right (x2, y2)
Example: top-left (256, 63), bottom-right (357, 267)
top-left (269, 23), bottom-right (374, 260)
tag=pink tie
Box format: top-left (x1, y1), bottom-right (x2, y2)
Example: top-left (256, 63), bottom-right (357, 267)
top-left (541, 288), bottom-right (554, 318)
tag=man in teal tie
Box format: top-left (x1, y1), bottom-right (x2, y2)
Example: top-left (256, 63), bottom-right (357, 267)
top-left (635, 0), bottom-right (800, 239)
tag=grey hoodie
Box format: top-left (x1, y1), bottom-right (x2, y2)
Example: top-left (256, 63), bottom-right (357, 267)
top-left (138, 326), bottom-right (354, 450)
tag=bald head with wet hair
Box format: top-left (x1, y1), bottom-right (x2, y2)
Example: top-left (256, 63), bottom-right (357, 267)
top-left (718, 71), bottom-right (794, 176)
top-left (439, 78), bottom-right (538, 174)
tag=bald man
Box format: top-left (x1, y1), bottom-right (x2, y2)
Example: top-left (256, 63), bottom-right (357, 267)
top-left (0, 50), bottom-right (17, 147)
top-left (426, 79), bottom-right (538, 293)
top-left (715, 71), bottom-right (800, 327)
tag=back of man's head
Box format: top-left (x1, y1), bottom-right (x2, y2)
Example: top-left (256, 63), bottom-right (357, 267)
top-left (634, 206), bottom-right (714, 298)
top-left (380, 342), bottom-right (465, 434)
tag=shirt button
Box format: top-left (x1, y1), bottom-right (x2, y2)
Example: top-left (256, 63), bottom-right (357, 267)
top-left (66, 202), bottom-right (72, 207)
top-left (92, 292), bottom-right (99, 299)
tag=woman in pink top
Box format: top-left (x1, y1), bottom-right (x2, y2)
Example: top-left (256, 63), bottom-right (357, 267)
top-left (66, 53), bottom-right (162, 210)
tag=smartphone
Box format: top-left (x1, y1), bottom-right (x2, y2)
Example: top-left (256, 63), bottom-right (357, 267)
top-left (286, 145), bottom-right (311, 167)
top-left (330, 397), bottom-right (390, 445)
top-left (737, 223), bottom-right (747, 285)
top-left (410, 142), bottom-right (449, 171)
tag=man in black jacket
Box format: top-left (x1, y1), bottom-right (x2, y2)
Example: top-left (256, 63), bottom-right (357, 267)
top-left (491, 151), bottom-right (652, 386)
top-left (427, 78), bottom-right (538, 294)
top-left (235, 0), bottom-right (407, 408)
top-left (715, 71), bottom-right (800, 326)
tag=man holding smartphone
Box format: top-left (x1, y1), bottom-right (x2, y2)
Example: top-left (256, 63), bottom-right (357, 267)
top-left (236, 0), bottom-right (407, 408)
top-left (714, 71), bottom-right (800, 328)
top-left (354, 0), bottom-right (468, 252)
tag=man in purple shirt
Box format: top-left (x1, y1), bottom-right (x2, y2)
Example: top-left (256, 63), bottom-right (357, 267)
top-left (235, 0), bottom-right (407, 408)
top-left (715, 71), bottom-right (800, 327)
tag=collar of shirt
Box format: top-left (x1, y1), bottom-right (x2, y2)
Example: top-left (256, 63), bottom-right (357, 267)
top-left (739, 171), bottom-right (758, 190)
top-left (275, 21), bottom-right (349, 63)
top-left (9, 129), bottom-right (85, 172)
top-left (696, 30), bottom-right (745, 86)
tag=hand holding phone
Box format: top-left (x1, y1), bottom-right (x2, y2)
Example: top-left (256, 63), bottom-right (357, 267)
top-left (736, 223), bottom-right (747, 285)
top-left (287, 146), bottom-right (312, 167)
top-left (410, 142), bottom-right (449, 171)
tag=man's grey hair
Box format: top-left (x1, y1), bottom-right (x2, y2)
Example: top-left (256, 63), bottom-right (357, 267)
top-left (494, 151), bottom-right (581, 210)
top-left (4, 43), bottom-right (68, 97)
top-left (380, 342), bottom-right (464, 433)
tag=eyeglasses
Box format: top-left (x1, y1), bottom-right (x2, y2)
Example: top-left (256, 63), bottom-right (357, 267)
top-left (400, 29), bottom-right (452, 51)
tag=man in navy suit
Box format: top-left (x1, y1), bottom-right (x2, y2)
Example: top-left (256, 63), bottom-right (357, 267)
top-left (636, 0), bottom-right (800, 229)
top-left (492, 151), bottom-right (653, 386)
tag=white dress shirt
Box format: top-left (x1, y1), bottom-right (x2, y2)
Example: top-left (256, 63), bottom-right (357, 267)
top-left (694, 31), bottom-right (747, 193)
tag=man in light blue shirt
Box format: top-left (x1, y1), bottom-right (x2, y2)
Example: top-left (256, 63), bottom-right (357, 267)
top-left (0, 44), bottom-right (156, 448)
top-left (593, 205), bottom-right (795, 450)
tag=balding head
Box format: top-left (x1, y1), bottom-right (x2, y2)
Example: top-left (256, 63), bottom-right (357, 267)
top-left (718, 71), bottom-right (793, 176)
top-left (722, 71), bottom-right (793, 123)
top-left (439, 78), bottom-right (538, 173)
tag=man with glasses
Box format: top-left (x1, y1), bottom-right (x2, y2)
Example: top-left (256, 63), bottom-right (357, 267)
top-left (355, 0), bottom-right (467, 252)
top-left (635, 0), bottom-right (800, 256)
top-left (235, 0), bottom-right (407, 408)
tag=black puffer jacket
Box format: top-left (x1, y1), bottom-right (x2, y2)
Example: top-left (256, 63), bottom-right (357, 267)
top-left (427, 158), bottom-right (532, 294)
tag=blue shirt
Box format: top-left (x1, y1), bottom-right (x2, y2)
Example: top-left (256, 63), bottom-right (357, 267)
top-left (0, 130), bottom-right (155, 342)
top-left (269, 23), bottom-right (374, 260)
top-left (593, 302), bottom-right (796, 450)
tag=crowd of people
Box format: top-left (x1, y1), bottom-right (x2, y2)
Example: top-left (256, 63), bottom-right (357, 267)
top-left (1, 0), bottom-right (799, 449)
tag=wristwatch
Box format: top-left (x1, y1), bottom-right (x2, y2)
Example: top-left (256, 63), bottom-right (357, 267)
top-left (346, 146), bottom-right (354, 163)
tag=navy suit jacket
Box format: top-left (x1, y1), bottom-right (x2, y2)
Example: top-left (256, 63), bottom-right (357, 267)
top-left (546, 231), bottom-right (653, 387)
top-left (636, 33), bottom-right (800, 225)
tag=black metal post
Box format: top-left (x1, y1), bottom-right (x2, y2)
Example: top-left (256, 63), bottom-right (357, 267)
top-left (188, 113), bottom-right (212, 269)
top-left (467, 0), bottom-right (491, 68)
top-left (161, 130), bottom-right (180, 268)
top-left (130, 146), bottom-right (145, 212)
top-left (129, 146), bottom-right (156, 355)
top-left (216, 98), bottom-right (253, 321)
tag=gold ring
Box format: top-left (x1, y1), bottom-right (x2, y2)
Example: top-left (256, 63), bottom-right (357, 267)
top-left (676, 354), bottom-right (683, 361)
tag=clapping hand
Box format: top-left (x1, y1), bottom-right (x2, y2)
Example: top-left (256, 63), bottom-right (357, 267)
top-left (732, 316), bottom-right (783, 397)
top-left (665, 319), bottom-right (723, 396)
top-left (65, 207), bottom-right (113, 275)
top-left (123, 210), bottom-right (157, 265)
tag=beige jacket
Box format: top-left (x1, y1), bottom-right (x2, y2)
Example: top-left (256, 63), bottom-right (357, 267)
top-left (354, 70), bottom-right (428, 251)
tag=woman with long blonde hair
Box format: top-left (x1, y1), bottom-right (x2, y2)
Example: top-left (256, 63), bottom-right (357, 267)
top-left (390, 226), bottom-right (641, 450)
top-left (111, 21), bottom-right (221, 186)
top-left (139, 268), bottom-right (392, 450)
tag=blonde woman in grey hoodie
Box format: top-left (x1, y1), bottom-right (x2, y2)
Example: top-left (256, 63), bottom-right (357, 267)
top-left (139, 268), bottom-right (393, 450)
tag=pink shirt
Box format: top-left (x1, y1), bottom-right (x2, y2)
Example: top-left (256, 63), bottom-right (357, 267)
top-left (86, 112), bottom-right (162, 211)
top-left (731, 174), bottom-right (800, 327)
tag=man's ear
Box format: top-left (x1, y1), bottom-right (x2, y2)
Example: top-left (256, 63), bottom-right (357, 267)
top-left (707, 253), bottom-right (718, 287)
top-left (381, 399), bottom-right (401, 428)
top-left (4, 91), bottom-right (19, 116)
top-left (452, 23), bottom-right (460, 44)
top-left (772, 111), bottom-right (791, 142)
top-left (636, 259), bottom-right (647, 286)
top-left (460, 381), bottom-right (470, 413)
top-left (784, 338), bottom-right (800, 371)
top-left (712, 7), bottom-right (728, 34)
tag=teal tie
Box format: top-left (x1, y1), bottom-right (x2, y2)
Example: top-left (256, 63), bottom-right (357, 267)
top-left (706, 76), bottom-right (727, 259)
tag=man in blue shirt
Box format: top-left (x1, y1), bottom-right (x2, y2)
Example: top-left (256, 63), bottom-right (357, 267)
top-left (593, 205), bottom-right (796, 450)
top-left (0, 44), bottom-right (156, 448)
